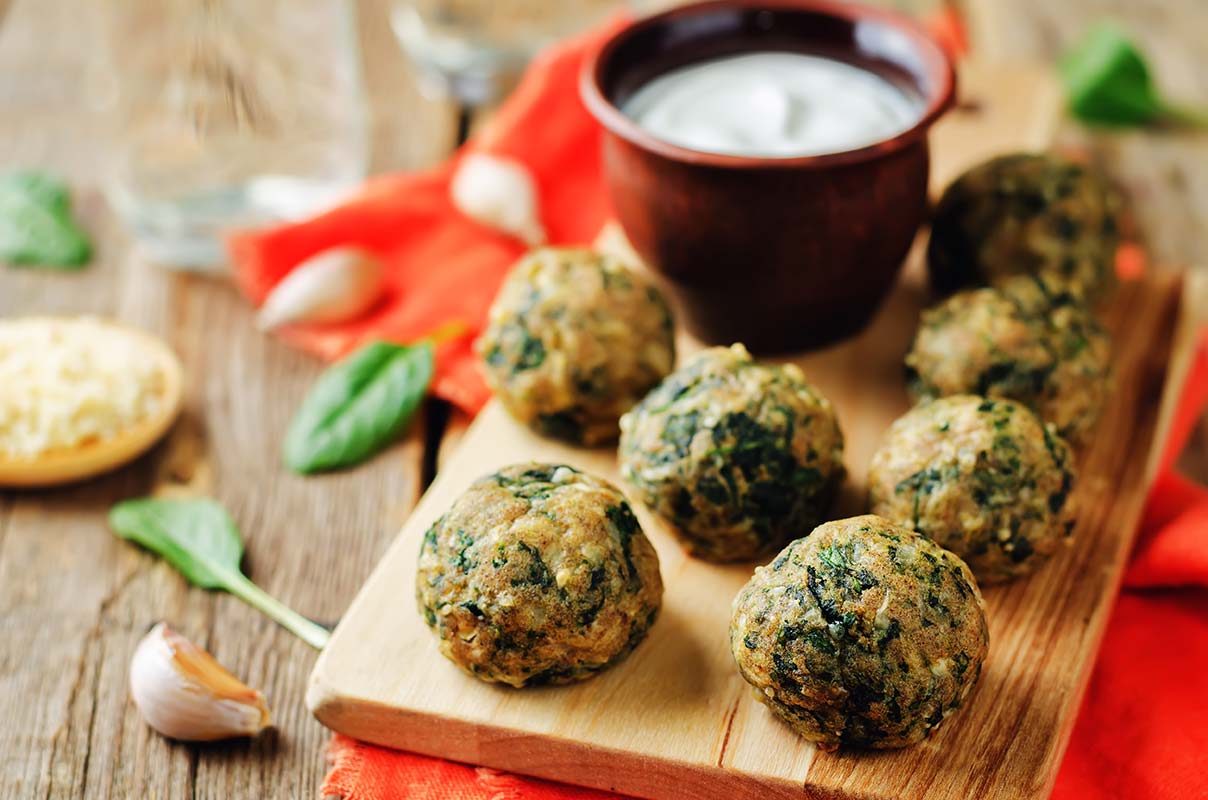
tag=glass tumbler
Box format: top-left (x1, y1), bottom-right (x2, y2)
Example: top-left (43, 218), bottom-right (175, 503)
top-left (391, 0), bottom-right (633, 105)
top-left (100, 0), bottom-right (368, 270)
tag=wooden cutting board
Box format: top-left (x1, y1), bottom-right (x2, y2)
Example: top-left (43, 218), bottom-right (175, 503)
top-left (306, 63), bottom-right (1192, 800)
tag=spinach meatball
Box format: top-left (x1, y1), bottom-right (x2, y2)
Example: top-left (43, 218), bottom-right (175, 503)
top-left (477, 247), bottom-right (676, 445)
top-left (730, 515), bottom-right (988, 750)
top-left (905, 273), bottom-right (1112, 446)
top-left (416, 463), bottom-right (663, 687)
top-left (928, 153), bottom-right (1122, 299)
top-left (619, 344), bottom-right (844, 562)
top-left (868, 396), bottom-right (1076, 583)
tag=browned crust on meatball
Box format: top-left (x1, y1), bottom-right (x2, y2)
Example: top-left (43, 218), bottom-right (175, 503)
top-left (417, 463), bottom-right (662, 687)
top-left (730, 515), bottom-right (989, 749)
top-left (906, 274), bottom-right (1112, 447)
top-left (477, 248), bottom-right (675, 445)
top-left (868, 395), bottom-right (1076, 583)
top-left (619, 344), bottom-right (844, 562)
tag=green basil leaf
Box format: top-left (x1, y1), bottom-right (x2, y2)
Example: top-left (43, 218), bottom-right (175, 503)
top-left (0, 172), bottom-right (92, 268)
top-left (283, 339), bottom-right (435, 474)
top-left (1060, 23), bottom-right (1208, 129)
top-left (109, 497), bottom-right (243, 588)
top-left (0, 172), bottom-right (72, 215)
top-left (109, 496), bottom-right (330, 649)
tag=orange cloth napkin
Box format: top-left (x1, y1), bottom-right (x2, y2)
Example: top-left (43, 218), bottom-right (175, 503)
top-left (227, 15), bottom-right (1207, 800)
top-left (1051, 330), bottom-right (1208, 800)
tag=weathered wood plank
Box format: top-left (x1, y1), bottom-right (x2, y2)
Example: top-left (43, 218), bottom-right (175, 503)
top-left (0, 0), bottom-right (457, 797)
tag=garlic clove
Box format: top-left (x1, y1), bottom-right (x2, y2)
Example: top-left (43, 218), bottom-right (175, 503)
top-left (130, 622), bottom-right (271, 741)
top-left (592, 220), bottom-right (644, 268)
top-left (256, 246), bottom-right (384, 332)
top-left (450, 152), bottom-right (546, 247)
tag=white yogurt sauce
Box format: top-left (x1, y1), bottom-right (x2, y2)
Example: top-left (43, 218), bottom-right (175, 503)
top-left (622, 51), bottom-right (922, 158)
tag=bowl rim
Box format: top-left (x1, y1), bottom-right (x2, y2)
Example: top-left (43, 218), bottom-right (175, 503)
top-left (579, 0), bottom-right (957, 169)
top-left (0, 317), bottom-right (184, 488)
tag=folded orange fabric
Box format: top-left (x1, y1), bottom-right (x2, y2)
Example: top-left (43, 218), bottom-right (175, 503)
top-left (1052, 331), bottom-right (1208, 800)
top-left (322, 738), bottom-right (627, 800)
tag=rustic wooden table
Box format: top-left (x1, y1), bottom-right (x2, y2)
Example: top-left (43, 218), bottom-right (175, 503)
top-left (0, 0), bottom-right (1204, 797)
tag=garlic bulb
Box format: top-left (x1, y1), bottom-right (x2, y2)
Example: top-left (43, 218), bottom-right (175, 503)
top-left (256, 246), bottom-right (384, 331)
top-left (129, 622), bottom-right (271, 741)
top-left (592, 220), bottom-right (644, 268)
top-left (450, 152), bottom-right (546, 246)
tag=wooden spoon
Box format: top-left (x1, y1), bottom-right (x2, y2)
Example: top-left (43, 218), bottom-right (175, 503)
top-left (0, 321), bottom-right (184, 488)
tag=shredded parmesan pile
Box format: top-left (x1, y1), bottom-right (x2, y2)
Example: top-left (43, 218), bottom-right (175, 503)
top-left (0, 318), bottom-right (166, 458)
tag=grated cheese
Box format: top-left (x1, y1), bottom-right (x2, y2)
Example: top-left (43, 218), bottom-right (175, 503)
top-left (0, 317), bottom-right (166, 458)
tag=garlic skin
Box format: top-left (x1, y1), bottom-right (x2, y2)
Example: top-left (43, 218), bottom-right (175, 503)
top-left (450, 152), bottom-right (546, 246)
top-left (130, 622), bottom-right (271, 741)
top-left (592, 220), bottom-right (644, 268)
top-left (256, 246), bottom-right (384, 331)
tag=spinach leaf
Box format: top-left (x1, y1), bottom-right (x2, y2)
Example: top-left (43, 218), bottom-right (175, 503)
top-left (0, 172), bottom-right (92, 268)
top-left (110, 497), bottom-right (243, 588)
top-left (2, 172), bottom-right (71, 214)
top-left (283, 339), bottom-right (434, 474)
top-left (1061, 23), bottom-right (1208, 129)
top-left (109, 497), bottom-right (331, 649)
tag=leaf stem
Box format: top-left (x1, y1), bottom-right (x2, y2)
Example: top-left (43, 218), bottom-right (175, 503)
top-left (1161, 101), bottom-right (1208, 129)
top-left (224, 571), bottom-right (332, 650)
top-left (422, 318), bottom-right (470, 346)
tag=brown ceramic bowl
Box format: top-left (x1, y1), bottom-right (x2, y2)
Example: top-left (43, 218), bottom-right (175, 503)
top-left (581, 0), bottom-right (955, 352)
